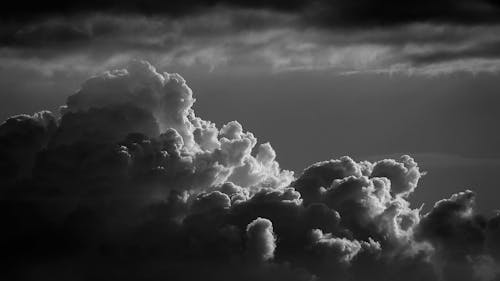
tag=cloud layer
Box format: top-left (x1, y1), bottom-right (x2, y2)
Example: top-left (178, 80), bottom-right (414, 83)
top-left (3, 0), bottom-right (500, 26)
top-left (1, 61), bottom-right (499, 281)
top-left (3, 4), bottom-right (500, 76)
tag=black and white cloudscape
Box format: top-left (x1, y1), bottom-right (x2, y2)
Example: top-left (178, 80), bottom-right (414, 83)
top-left (1, 60), bottom-right (500, 281)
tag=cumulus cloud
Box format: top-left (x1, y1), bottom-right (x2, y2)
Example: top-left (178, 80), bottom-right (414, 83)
top-left (62, 59), bottom-right (195, 144)
top-left (246, 217), bottom-right (276, 262)
top-left (0, 111), bottom-right (56, 181)
top-left (1, 60), bottom-right (499, 281)
top-left (371, 155), bottom-right (423, 196)
top-left (309, 228), bottom-right (380, 264)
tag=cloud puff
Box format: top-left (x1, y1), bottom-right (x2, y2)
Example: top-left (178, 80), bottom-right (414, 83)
top-left (0, 111), bottom-right (56, 181)
top-left (246, 217), bottom-right (276, 262)
top-left (414, 190), bottom-right (500, 281)
top-left (63, 60), bottom-right (195, 144)
top-left (309, 228), bottom-right (380, 264)
top-left (1, 61), bottom-right (499, 281)
top-left (371, 155), bottom-right (423, 196)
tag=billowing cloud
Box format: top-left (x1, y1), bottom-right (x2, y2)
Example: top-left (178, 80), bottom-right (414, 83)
top-left (0, 111), bottom-right (56, 181)
top-left (371, 155), bottom-right (423, 196)
top-left (246, 217), bottom-right (276, 262)
top-left (1, 61), bottom-right (499, 281)
top-left (309, 228), bottom-right (380, 264)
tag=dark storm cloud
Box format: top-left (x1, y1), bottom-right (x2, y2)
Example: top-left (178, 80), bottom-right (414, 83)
top-left (0, 111), bottom-right (56, 182)
top-left (415, 191), bottom-right (499, 281)
top-left (2, 61), bottom-right (500, 281)
top-left (2, 1), bottom-right (500, 75)
top-left (3, 0), bottom-right (500, 27)
top-left (0, 0), bottom-right (500, 76)
top-left (307, 0), bottom-right (500, 27)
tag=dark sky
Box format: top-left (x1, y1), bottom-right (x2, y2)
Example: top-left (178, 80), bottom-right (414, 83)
top-left (2, 1), bottom-right (500, 281)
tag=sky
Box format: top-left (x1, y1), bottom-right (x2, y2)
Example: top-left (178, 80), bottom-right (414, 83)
top-left (2, 1), bottom-right (500, 281)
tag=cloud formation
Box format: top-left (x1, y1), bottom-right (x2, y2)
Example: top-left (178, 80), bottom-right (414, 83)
top-left (3, 6), bottom-right (500, 76)
top-left (3, 0), bottom-right (500, 26)
top-left (1, 61), bottom-right (499, 281)
top-left (246, 217), bottom-right (276, 262)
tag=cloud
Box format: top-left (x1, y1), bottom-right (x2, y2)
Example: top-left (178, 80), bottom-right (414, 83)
top-left (3, 0), bottom-right (500, 27)
top-left (2, 11), bottom-right (500, 76)
top-left (0, 111), bottom-right (56, 181)
top-left (470, 255), bottom-right (500, 281)
top-left (246, 217), bottom-right (276, 262)
top-left (51, 104), bottom-right (160, 146)
top-left (415, 190), bottom-right (499, 281)
top-left (1, 60), bottom-right (500, 281)
top-left (371, 155), bottom-right (423, 196)
top-left (62, 59), bottom-right (195, 142)
top-left (309, 228), bottom-right (380, 264)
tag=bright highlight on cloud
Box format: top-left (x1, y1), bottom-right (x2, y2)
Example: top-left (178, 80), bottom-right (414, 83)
top-left (1, 61), bottom-right (499, 281)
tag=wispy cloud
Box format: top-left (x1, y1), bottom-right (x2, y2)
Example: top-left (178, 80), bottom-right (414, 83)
top-left (2, 10), bottom-right (500, 75)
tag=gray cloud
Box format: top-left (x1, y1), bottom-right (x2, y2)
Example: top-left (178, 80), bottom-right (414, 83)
top-left (0, 111), bottom-right (56, 182)
top-left (246, 217), bottom-right (276, 262)
top-left (2, 11), bottom-right (500, 76)
top-left (3, 0), bottom-right (500, 27)
top-left (1, 61), bottom-right (500, 281)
